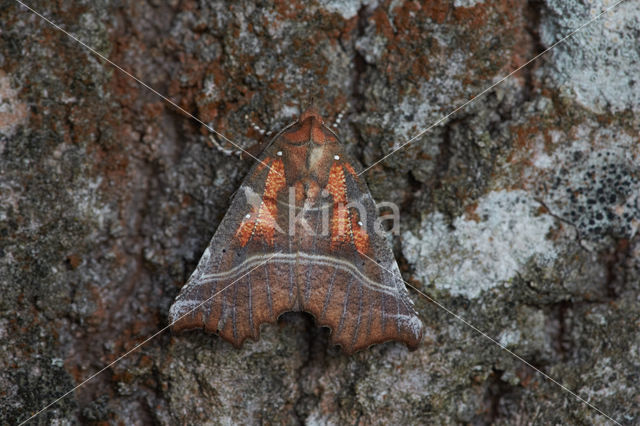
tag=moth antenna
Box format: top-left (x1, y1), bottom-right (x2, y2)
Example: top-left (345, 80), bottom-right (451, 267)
top-left (331, 105), bottom-right (348, 129)
top-left (208, 134), bottom-right (243, 157)
top-left (244, 113), bottom-right (269, 136)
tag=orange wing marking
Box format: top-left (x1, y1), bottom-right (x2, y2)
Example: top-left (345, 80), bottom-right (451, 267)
top-left (326, 162), bottom-right (347, 203)
top-left (326, 162), bottom-right (371, 254)
top-left (235, 158), bottom-right (286, 246)
top-left (332, 204), bottom-right (351, 246)
top-left (344, 162), bottom-right (357, 177)
top-left (350, 212), bottom-right (369, 255)
top-left (236, 212), bottom-right (257, 246)
top-left (326, 162), bottom-right (353, 247)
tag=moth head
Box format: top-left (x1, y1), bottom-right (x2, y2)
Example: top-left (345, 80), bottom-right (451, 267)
top-left (299, 106), bottom-right (323, 124)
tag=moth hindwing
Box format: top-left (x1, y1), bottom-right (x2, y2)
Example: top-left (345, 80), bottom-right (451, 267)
top-left (169, 107), bottom-right (423, 354)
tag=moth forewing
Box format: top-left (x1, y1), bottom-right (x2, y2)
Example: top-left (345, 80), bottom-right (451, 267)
top-left (169, 107), bottom-right (423, 354)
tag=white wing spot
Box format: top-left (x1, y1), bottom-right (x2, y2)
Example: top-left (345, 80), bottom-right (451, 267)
top-left (277, 151), bottom-right (283, 156)
top-left (334, 155), bottom-right (340, 160)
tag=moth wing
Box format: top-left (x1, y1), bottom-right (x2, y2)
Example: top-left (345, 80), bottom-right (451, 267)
top-left (170, 111), bottom-right (424, 354)
top-left (296, 146), bottom-right (424, 354)
top-left (169, 156), bottom-right (297, 348)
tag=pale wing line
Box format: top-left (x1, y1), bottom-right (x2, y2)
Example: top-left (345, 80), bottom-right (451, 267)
top-left (196, 252), bottom-right (396, 295)
top-left (356, 251), bottom-right (622, 426)
top-left (13, 0), bottom-right (282, 177)
top-left (358, 0), bottom-right (629, 176)
top-left (18, 252), bottom-right (281, 426)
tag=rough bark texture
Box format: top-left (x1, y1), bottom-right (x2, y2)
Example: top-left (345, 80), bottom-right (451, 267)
top-left (1, 0), bottom-right (638, 424)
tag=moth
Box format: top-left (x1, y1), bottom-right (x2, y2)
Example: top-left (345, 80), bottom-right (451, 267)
top-left (169, 107), bottom-right (423, 354)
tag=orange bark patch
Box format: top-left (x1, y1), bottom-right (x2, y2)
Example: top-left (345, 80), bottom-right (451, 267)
top-left (453, 3), bottom-right (489, 29)
top-left (421, 0), bottom-right (450, 24)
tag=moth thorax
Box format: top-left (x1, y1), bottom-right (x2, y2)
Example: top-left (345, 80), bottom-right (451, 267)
top-left (308, 145), bottom-right (327, 169)
top-left (293, 178), bottom-right (324, 205)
